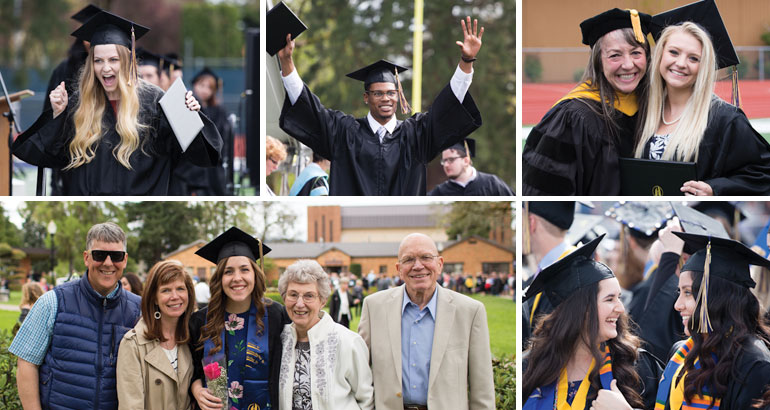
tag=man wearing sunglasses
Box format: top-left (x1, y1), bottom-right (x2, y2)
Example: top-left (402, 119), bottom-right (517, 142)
top-left (358, 233), bottom-right (495, 410)
top-left (277, 17), bottom-right (484, 196)
top-left (10, 222), bottom-right (141, 410)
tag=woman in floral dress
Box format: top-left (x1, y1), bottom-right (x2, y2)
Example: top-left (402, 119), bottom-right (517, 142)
top-left (189, 227), bottom-right (290, 410)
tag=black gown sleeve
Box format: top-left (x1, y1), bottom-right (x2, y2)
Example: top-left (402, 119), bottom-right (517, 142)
top-left (636, 348), bottom-right (664, 410)
top-left (723, 339), bottom-right (770, 410)
top-left (266, 301), bottom-right (290, 407)
top-left (522, 99), bottom-right (626, 196)
top-left (698, 103), bottom-right (770, 195)
top-left (11, 105), bottom-right (73, 169)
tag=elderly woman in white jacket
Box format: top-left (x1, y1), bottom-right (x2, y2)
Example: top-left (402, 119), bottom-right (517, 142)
top-left (278, 259), bottom-right (374, 410)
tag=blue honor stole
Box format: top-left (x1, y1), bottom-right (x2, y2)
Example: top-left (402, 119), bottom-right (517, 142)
top-left (204, 304), bottom-right (271, 409)
top-left (523, 343), bottom-right (613, 410)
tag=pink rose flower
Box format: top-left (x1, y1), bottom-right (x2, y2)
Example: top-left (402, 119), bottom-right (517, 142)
top-left (203, 362), bottom-right (221, 380)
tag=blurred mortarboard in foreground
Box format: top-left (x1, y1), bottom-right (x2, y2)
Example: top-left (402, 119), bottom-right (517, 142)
top-left (651, 0), bottom-right (739, 70)
top-left (605, 201), bottom-right (673, 240)
top-left (446, 138), bottom-right (475, 158)
top-left (192, 67), bottom-right (220, 85)
top-left (675, 231), bottom-right (770, 332)
top-left (71, 10), bottom-right (149, 48)
top-left (567, 214), bottom-right (605, 246)
top-left (266, 1), bottom-right (308, 57)
top-left (71, 4), bottom-right (102, 23)
top-left (693, 201), bottom-right (746, 223)
top-left (347, 59), bottom-right (411, 114)
top-left (671, 202), bottom-right (729, 253)
top-left (580, 8), bottom-right (653, 47)
top-left (523, 235), bottom-right (613, 307)
top-left (195, 227), bottom-right (271, 264)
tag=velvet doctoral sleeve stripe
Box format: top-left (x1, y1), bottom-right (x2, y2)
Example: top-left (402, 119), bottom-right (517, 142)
top-left (278, 84), bottom-right (358, 161)
top-left (11, 108), bottom-right (70, 169)
top-left (699, 103), bottom-right (770, 195)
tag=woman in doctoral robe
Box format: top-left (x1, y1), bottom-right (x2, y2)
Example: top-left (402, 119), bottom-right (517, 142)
top-left (12, 10), bottom-right (221, 195)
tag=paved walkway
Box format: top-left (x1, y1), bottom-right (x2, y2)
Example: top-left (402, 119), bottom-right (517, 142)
top-left (0, 304), bottom-right (19, 311)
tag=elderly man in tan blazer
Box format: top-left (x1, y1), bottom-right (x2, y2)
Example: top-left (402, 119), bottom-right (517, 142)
top-left (359, 233), bottom-right (496, 410)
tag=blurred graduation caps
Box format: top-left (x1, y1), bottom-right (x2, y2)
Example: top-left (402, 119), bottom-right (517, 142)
top-left (163, 53), bottom-right (183, 72)
top-left (192, 67), bottom-right (220, 85)
top-left (446, 138), bottom-right (475, 158)
top-left (347, 59), bottom-right (412, 114)
top-left (266, 1), bottom-right (308, 56)
top-left (195, 227), bottom-right (271, 264)
top-left (567, 214), bottom-right (605, 246)
top-left (523, 235), bottom-right (613, 307)
top-left (71, 10), bottom-right (150, 48)
top-left (580, 8), bottom-right (653, 47)
top-left (675, 231), bottom-right (770, 332)
top-left (651, 0), bottom-right (741, 105)
top-left (71, 4), bottom-right (102, 23)
top-left (605, 201), bottom-right (673, 241)
top-left (671, 202), bottom-right (730, 253)
top-left (137, 48), bottom-right (162, 69)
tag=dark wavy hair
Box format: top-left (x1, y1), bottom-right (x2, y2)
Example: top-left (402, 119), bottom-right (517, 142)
top-left (581, 27), bottom-right (651, 144)
top-left (199, 257), bottom-right (270, 355)
top-left (680, 271), bottom-right (770, 408)
top-left (523, 280), bottom-right (644, 408)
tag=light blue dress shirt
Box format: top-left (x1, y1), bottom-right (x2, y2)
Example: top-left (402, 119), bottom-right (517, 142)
top-left (400, 286), bottom-right (438, 406)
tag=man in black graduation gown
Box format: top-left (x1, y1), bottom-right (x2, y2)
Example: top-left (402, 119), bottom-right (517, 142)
top-left (428, 138), bottom-right (513, 196)
top-left (277, 17), bottom-right (484, 195)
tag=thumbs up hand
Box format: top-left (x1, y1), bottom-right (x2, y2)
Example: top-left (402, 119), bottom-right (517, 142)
top-left (590, 379), bottom-right (632, 410)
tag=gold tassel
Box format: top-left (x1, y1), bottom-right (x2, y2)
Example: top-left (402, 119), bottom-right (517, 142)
top-left (732, 66), bottom-right (741, 108)
top-left (128, 26), bottom-right (137, 86)
top-left (258, 237), bottom-right (264, 281)
top-left (695, 239), bottom-right (713, 333)
top-left (395, 68), bottom-right (412, 114)
top-left (629, 10), bottom-right (645, 44)
top-left (523, 202), bottom-right (531, 255)
top-left (733, 207), bottom-right (741, 242)
top-left (463, 140), bottom-right (471, 159)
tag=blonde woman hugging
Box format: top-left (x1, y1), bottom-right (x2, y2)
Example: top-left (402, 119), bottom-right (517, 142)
top-left (12, 10), bottom-right (222, 195)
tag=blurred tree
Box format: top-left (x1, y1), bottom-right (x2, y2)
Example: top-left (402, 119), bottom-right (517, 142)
top-left (281, 0), bottom-right (515, 185)
top-left (443, 201), bottom-right (512, 240)
top-left (182, 2), bottom-right (244, 58)
top-left (195, 201), bottom-right (257, 238)
top-left (124, 201), bottom-right (204, 269)
top-left (251, 202), bottom-right (300, 244)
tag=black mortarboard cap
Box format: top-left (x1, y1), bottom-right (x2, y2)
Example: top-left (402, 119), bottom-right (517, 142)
top-left (651, 0), bottom-right (739, 69)
top-left (606, 201), bottom-right (673, 240)
top-left (71, 4), bottom-right (102, 23)
top-left (137, 48), bottom-right (162, 68)
top-left (693, 201), bottom-right (746, 224)
top-left (71, 10), bottom-right (150, 48)
top-left (580, 8), bottom-right (653, 47)
top-left (528, 202), bottom-right (576, 230)
top-left (266, 1), bottom-right (308, 57)
top-left (346, 59), bottom-right (409, 88)
top-left (671, 202), bottom-right (729, 253)
top-left (523, 235), bottom-right (613, 307)
top-left (192, 67), bottom-right (220, 85)
top-left (164, 53), bottom-right (183, 70)
top-left (195, 227), bottom-right (272, 264)
top-left (567, 214), bottom-right (605, 246)
top-left (446, 138), bottom-right (475, 158)
top-left (676, 232), bottom-right (770, 288)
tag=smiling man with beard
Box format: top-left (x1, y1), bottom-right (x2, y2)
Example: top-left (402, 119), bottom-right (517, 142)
top-left (358, 233), bottom-right (495, 409)
top-left (428, 138), bottom-right (513, 196)
top-left (277, 16), bottom-right (484, 195)
top-left (10, 222), bottom-right (141, 410)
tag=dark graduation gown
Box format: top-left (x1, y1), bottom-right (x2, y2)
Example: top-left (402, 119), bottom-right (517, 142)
top-left (641, 100), bottom-right (770, 195)
top-left (659, 338), bottom-right (770, 410)
top-left (428, 170), bottom-right (513, 196)
top-left (628, 252), bottom-right (684, 362)
top-left (522, 97), bottom-right (635, 195)
top-left (169, 103), bottom-right (230, 195)
top-left (522, 348), bottom-right (663, 410)
top-left (188, 301), bottom-right (290, 409)
top-left (279, 83), bottom-right (482, 195)
top-left (12, 83), bottom-right (222, 195)
top-left (521, 290), bottom-right (553, 350)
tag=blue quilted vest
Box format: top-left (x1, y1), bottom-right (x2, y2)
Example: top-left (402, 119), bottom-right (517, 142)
top-left (38, 271), bottom-right (141, 410)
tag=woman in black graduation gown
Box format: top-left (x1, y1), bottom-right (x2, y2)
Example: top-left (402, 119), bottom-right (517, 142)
top-left (634, 14), bottom-right (770, 195)
top-left (653, 232), bottom-right (770, 410)
top-left (189, 227), bottom-right (290, 410)
top-left (522, 235), bottom-right (662, 410)
top-left (522, 8), bottom-right (653, 196)
top-left (12, 11), bottom-right (222, 196)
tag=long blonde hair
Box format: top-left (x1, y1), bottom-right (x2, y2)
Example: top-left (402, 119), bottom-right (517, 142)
top-left (67, 44), bottom-right (149, 170)
top-left (635, 22), bottom-right (718, 162)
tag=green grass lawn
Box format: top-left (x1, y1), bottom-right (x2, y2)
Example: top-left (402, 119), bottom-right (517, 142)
top-left (0, 310), bottom-right (19, 332)
top-left (761, 133), bottom-right (770, 143)
top-left (341, 293), bottom-right (515, 359)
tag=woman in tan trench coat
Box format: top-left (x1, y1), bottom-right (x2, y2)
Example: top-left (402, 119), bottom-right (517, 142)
top-left (117, 260), bottom-right (195, 410)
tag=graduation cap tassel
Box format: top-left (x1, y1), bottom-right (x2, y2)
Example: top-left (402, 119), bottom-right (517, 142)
top-left (128, 26), bottom-right (137, 86)
top-left (695, 239), bottom-right (713, 333)
top-left (259, 237), bottom-right (264, 281)
top-left (395, 68), bottom-right (412, 114)
top-left (629, 10), bottom-right (646, 44)
top-left (523, 202), bottom-right (531, 255)
top-left (731, 66), bottom-right (741, 108)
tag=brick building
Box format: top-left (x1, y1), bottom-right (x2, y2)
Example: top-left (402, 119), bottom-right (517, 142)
top-left (162, 240), bottom-right (216, 281)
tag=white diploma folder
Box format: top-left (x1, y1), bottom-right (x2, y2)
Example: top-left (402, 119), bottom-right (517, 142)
top-left (159, 77), bottom-right (204, 152)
